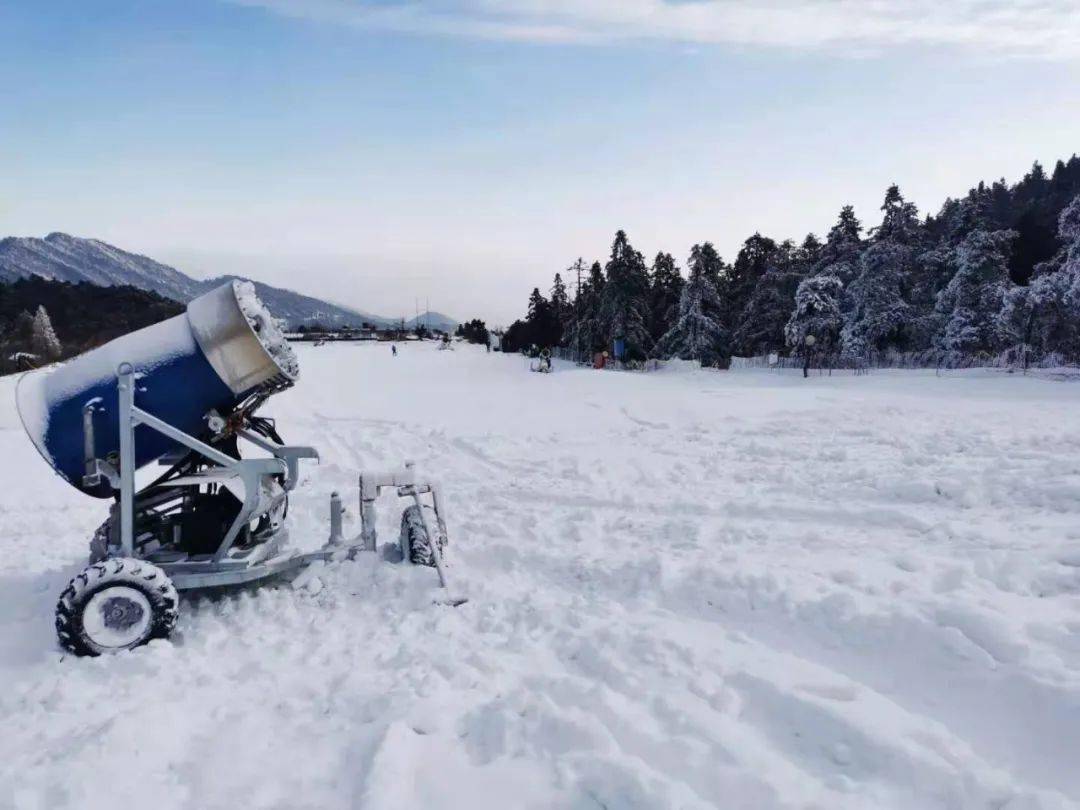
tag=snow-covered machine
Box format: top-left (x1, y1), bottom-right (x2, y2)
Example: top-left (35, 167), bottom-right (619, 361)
top-left (17, 281), bottom-right (457, 656)
top-left (530, 348), bottom-right (552, 373)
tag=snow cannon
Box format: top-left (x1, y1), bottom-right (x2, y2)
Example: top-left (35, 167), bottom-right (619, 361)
top-left (17, 281), bottom-right (463, 657)
top-left (16, 280), bottom-right (298, 498)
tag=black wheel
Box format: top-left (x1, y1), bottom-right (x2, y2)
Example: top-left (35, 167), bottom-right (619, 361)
top-left (400, 504), bottom-right (447, 567)
top-left (56, 558), bottom-right (179, 656)
top-left (88, 519), bottom-right (112, 563)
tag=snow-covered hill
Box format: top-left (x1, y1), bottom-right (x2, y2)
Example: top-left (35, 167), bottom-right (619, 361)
top-left (0, 232), bottom-right (203, 301)
top-left (0, 233), bottom-right (456, 330)
top-left (1, 347), bottom-right (1078, 809)
top-left (405, 311), bottom-right (458, 333)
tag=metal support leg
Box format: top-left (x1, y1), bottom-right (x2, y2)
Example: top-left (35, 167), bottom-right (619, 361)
top-left (360, 497), bottom-right (377, 551)
top-left (328, 491), bottom-right (344, 545)
top-left (409, 489), bottom-right (449, 589)
top-left (82, 401), bottom-right (97, 478)
top-left (117, 363), bottom-right (137, 557)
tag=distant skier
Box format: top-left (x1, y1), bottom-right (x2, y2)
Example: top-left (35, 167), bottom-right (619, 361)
top-left (391, 344), bottom-right (397, 356)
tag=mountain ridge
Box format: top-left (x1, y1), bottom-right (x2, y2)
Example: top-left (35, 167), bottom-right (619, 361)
top-left (0, 233), bottom-right (457, 331)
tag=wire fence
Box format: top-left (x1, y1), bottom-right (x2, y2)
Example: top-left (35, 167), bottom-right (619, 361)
top-left (730, 347), bottom-right (1080, 374)
top-left (550, 345), bottom-right (1080, 376)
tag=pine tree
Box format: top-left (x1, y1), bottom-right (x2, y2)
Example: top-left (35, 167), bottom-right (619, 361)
top-left (690, 242), bottom-right (725, 287)
top-left (31, 305), bottom-right (62, 360)
top-left (733, 240), bottom-right (806, 356)
top-left (652, 245), bottom-right (727, 366)
top-left (934, 229), bottom-right (1015, 356)
top-left (456, 318), bottom-right (490, 345)
top-left (550, 272), bottom-right (570, 345)
top-left (1000, 195), bottom-right (1080, 360)
top-left (799, 233), bottom-right (823, 268)
top-left (813, 206), bottom-right (863, 285)
top-left (721, 234), bottom-right (777, 332)
top-left (785, 274), bottom-right (845, 364)
top-left (874, 185), bottom-right (922, 246)
top-left (566, 260), bottom-right (607, 358)
top-left (503, 157), bottom-right (1080, 367)
top-left (841, 242), bottom-right (912, 357)
top-left (648, 252), bottom-right (683, 343)
top-left (835, 187), bottom-right (926, 358)
top-left (13, 310), bottom-right (35, 343)
top-left (598, 230), bottom-right (652, 360)
top-left (906, 245), bottom-right (952, 348)
top-left (524, 287), bottom-right (559, 349)
top-left (999, 277), bottom-right (1064, 361)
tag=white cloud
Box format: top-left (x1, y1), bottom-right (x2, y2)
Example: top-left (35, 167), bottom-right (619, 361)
top-left (228, 0), bottom-right (1080, 57)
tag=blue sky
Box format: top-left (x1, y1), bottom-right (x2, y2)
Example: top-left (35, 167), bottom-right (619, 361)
top-left (2, 0), bottom-right (1079, 323)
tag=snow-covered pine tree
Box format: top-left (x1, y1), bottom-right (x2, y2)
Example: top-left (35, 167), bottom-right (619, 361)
top-left (905, 244), bottom-right (952, 349)
top-left (874, 185), bottom-right (922, 246)
top-left (1000, 195), bottom-right (1080, 360)
top-left (733, 240), bottom-right (807, 356)
top-left (934, 229), bottom-right (1015, 356)
top-left (999, 276), bottom-right (1068, 361)
top-left (839, 187), bottom-right (925, 358)
top-left (1059, 193), bottom-right (1080, 260)
top-left (813, 206), bottom-right (863, 285)
top-left (598, 230), bottom-right (652, 360)
top-left (785, 274), bottom-right (844, 365)
top-left (31, 305), bottom-right (62, 360)
top-left (840, 242), bottom-right (912, 358)
top-left (652, 244), bottom-right (727, 366)
top-left (648, 252), bottom-right (683, 344)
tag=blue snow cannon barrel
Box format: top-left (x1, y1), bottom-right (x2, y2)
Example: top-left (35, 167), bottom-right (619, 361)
top-left (16, 281), bottom-right (299, 498)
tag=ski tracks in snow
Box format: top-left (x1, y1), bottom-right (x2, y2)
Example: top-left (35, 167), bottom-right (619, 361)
top-left (2, 346), bottom-right (1080, 809)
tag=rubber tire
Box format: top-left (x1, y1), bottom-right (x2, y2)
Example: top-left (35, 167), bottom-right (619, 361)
top-left (56, 558), bottom-right (179, 656)
top-left (88, 519), bottom-right (112, 563)
top-left (400, 504), bottom-right (447, 568)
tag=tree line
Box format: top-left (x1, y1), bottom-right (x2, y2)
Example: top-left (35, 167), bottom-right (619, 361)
top-left (0, 277), bottom-right (184, 374)
top-left (500, 156), bottom-right (1080, 368)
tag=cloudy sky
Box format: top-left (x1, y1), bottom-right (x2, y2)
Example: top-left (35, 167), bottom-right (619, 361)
top-left (2, 1), bottom-right (1079, 323)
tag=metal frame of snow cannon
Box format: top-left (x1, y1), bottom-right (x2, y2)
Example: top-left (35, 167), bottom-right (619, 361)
top-left (354, 465), bottom-right (452, 589)
top-left (89, 364), bottom-right (458, 592)
top-left (87, 362), bottom-right (350, 589)
top-left (58, 362), bottom-right (462, 656)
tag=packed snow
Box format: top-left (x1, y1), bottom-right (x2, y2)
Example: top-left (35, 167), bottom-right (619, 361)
top-left (234, 279), bottom-right (299, 380)
top-left (2, 342), bottom-right (1080, 809)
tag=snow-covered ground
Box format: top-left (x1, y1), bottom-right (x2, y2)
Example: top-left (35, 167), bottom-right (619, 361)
top-left (3, 342), bottom-right (1080, 809)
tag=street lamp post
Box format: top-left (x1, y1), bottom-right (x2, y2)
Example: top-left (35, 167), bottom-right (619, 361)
top-left (803, 334), bottom-right (816, 378)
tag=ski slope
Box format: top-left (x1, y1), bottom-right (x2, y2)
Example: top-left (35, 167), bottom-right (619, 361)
top-left (2, 342), bottom-right (1080, 809)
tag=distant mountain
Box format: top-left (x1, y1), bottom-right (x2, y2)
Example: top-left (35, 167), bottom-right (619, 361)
top-left (0, 233), bottom-right (202, 301)
top-left (405, 312), bottom-right (458, 333)
top-left (194, 274), bottom-right (390, 329)
top-left (0, 233), bottom-right (456, 330)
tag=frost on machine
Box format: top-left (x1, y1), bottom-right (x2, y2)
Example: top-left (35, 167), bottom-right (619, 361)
top-left (16, 280), bottom-right (462, 657)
